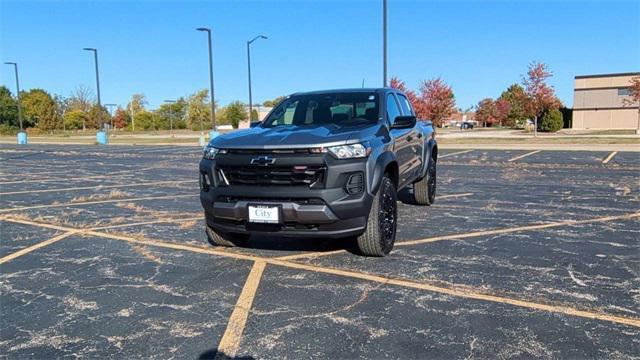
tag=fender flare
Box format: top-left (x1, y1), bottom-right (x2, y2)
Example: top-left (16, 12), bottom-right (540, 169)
top-left (370, 151), bottom-right (398, 195)
top-left (419, 139), bottom-right (438, 179)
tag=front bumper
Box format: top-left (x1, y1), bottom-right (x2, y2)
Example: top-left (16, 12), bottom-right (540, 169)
top-left (199, 154), bottom-right (373, 238)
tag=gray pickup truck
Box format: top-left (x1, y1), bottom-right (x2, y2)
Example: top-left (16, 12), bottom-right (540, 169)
top-left (199, 88), bottom-right (437, 256)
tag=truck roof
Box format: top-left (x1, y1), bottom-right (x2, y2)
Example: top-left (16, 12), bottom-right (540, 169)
top-left (291, 88), bottom-right (397, 96)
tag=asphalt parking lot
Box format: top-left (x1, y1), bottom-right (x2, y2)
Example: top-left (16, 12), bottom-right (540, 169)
top-left (1, 144), bottom-right (638, 359)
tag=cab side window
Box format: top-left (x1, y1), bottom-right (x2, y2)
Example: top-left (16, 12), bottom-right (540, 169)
top-left (386, 94), bottom-right (401, 126)
top-left (397, 94), bottom-right (414, 116)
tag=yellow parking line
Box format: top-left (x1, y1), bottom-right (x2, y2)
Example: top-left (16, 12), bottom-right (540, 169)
top-left (437, 192), bottom-right (473, 200)
top-left (0, 194), bottom-right (196, 214)
top-left (0, 231), bottom-right (79, 264)
top-left (0, 166), bottom-right (156, 185)
top-left (0, 217), bottom-right (77, 231)
top-left (268, 259), bottom-right (640, 328)
top-left (602, 151), bottom-right (618, 164)
top-left (438, 149), bottom-right (474, 159)
top-left (276, 212), bottom-right (640, 261)
top-left (0, 179), bottom-right (194, 196)
top-left (3, 216), bottom-right (639, 328)
top-left (508, 150), bottom-right (541, 162)
top-left (216, 261), bottom-right (267, 358)
top-left (89, 216), bottom-right (202, 231)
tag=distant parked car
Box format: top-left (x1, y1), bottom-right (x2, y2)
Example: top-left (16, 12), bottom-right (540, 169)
top-left (460, 122), bottom-right (474, 130)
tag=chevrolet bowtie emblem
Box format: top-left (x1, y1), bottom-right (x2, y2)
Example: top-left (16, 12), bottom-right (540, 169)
top-left (250, 156), bottom-right (276, 166)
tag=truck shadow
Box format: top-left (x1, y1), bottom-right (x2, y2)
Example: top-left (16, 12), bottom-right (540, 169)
top-left (237, 235), bottom-right (361, 255)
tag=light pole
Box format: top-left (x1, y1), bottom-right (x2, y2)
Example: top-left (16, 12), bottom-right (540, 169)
top-left (164, 100), bottom-right (176, 135)
top-left (83, 48), bottom-right (103, 134)
top-left (4, 62), bottom-right (24, 138)
top-left (4, 62), bottom-right (27, 144)
top-left (196, 27), bottom-right (216, 136)
top-left (383, 0), bottom-right (387, 87)
top-left (247, 35), bottom-right (267, 123)
top-left (105, 103), bottom-right (116, 132)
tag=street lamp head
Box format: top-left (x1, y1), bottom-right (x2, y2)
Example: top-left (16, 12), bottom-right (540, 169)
top-left (249, 35), bottom-right (268, 44)
top-left (4, 62), bottom-right (16, 65)
top-left (196, 27), bottom-right (210, 32)
top-left (83, 47), bottom-right (96, 51)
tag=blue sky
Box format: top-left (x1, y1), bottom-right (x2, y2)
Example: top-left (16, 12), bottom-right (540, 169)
top-left (1, 0), bottom-right (638, 110)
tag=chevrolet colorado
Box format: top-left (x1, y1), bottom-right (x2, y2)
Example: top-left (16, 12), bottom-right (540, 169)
top-left (199, 88), bottom-right (437, 256)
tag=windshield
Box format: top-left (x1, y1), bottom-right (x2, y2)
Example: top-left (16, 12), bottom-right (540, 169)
top-left (262, 92), bottom-right (379, 128)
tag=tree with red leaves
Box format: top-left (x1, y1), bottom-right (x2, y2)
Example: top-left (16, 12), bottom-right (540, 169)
top-left (475, 98), bottom-right (497, 127)
top-left (494, 98), bottom-right (512, 127)
top-left (521, 62), bottom-right (561, 136)
top-left (112, 108), bottom-right (130, 129)
top-left (623, 76), bottom-right (640, 134)
top-left (389, 77), bottom-right (423, 116)
top-left (417, 77), bottom-right (456, 126)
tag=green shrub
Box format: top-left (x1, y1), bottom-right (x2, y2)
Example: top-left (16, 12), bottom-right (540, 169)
top-left (0, 123), bottom-right (19, 135)
top-left (540, 108), bottom-right (563, 132)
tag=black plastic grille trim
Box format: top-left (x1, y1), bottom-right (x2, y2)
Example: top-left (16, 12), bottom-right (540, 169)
top-left (217, 165), bottom-right (325, 186)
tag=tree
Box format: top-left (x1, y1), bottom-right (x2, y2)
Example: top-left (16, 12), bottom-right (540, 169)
top-left (186, 89), bottom-right (212, 131)
top-left (0, 86), bottom-right (18, 127)
top-left (475, 98), bottom-right (497, 127)
top-left (498, 84), bottom-right (529, 128)
top-left (133, 111), bottom-right (155, 130)
top-left (418, 77), bottom-right (456, 126)
top-left (225, 101), bottom-right (248, 129)
top-left (63, 110), bottom-right (88, 130)
top-left (112, 108), bottom-right (130, 129)
top-left (88, 104), bottom-right (110, 130)
top-left (127, 94), bottom-right (148, 115)
top-left (67, 85), bottom-right (95, 113)
top-left (522, 62), bottom-right (561, 134)
top-left (156, 98), bottom-right (187, 130)
top-left (623, 76), bottom-right (640, 134)
top-left (540, 108), bottom-right (563, 132)
top-left (263, 96), bottom-right (285, 107)
top-left (494, 98), bottom-right (511, 127)
top-left (390, 76), bottom-right (422, 116)
top-left (21, 89), bottom-right (60, 130)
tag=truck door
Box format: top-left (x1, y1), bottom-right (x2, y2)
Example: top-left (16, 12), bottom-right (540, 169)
top-left (387, 93), bottom-right (413, 186)
top-left (397, 93), bottom-right (424, 180)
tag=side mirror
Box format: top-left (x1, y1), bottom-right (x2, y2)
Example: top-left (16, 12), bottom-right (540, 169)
top-left (250, 121), bottom-right (261, 128)
top-left (391, 115), bottom-right (416, 129)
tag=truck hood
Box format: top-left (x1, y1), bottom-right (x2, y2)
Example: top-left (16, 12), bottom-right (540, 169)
top-left (210, 124), bottom-right (379, 149)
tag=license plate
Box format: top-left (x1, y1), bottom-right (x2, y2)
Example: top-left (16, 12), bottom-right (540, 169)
top-left (248, 205), bottom-right (280, 224)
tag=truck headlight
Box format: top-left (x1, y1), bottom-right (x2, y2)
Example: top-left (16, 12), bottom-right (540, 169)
top-left (203, 145), bottom-right (225, 160)
top-left (327, 143), bottom-right (369, 159)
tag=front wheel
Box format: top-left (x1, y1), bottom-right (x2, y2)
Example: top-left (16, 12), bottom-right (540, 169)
top-left (413, 159), bottom-right (436, 205)
top-left (356, 175), bottom-right (397, 257)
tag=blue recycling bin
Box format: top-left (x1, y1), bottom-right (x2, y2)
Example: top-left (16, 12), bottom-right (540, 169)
top-left (96, 131), bottom-right (108, 145)
top-left (17, 131), bottom-right (28, 145)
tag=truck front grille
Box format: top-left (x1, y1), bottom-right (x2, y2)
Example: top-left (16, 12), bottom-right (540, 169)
top-left (217, 165), bottom-right (325, 186)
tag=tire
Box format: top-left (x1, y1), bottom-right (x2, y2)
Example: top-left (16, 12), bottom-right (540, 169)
top-left (356, 175), bottom-right (397, 257)
top-left (205, 225), bottom-right (249, 247)
top-left (414, 159), bottom-right (436, 205)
